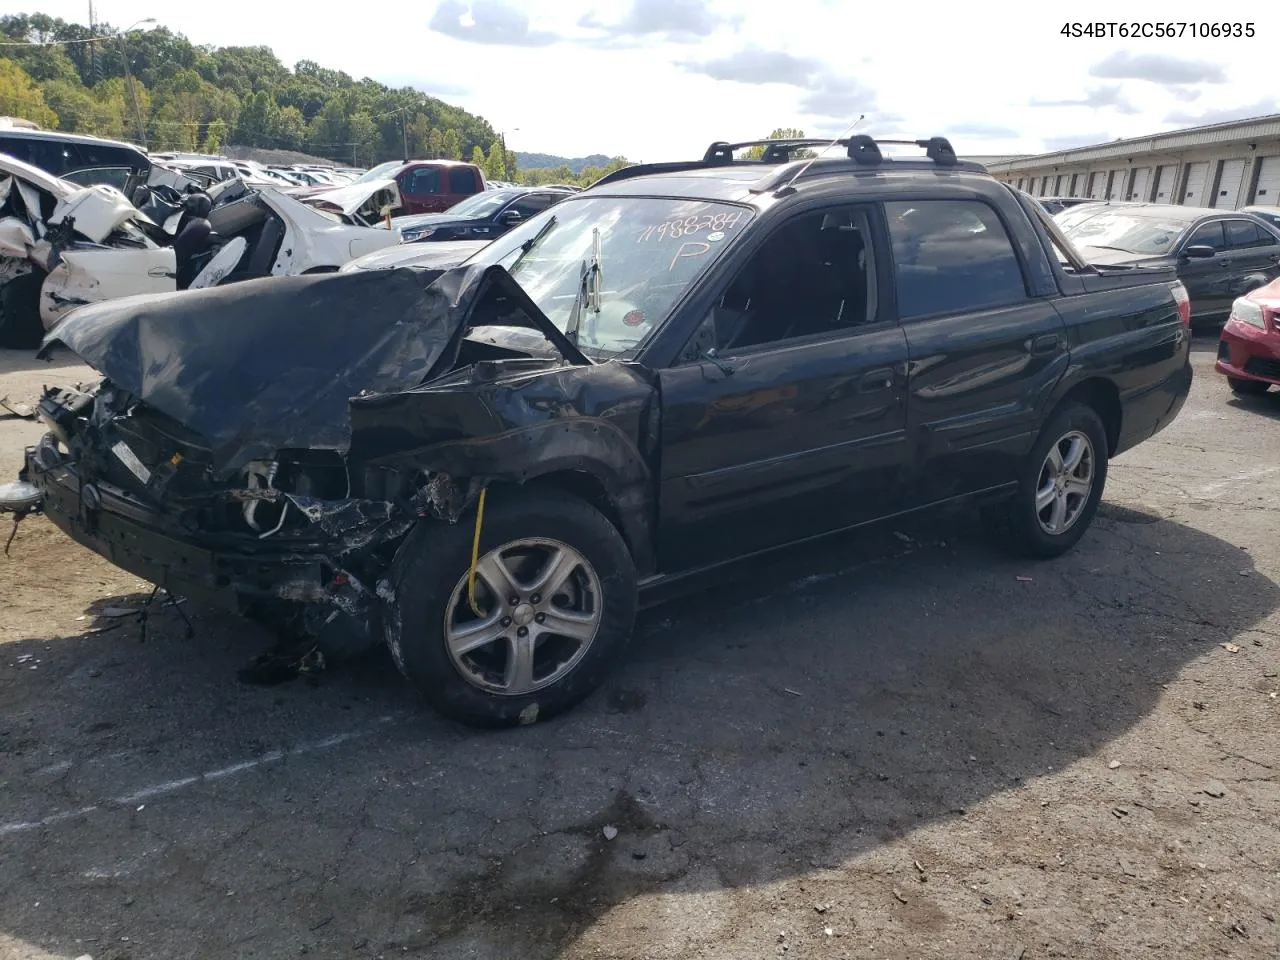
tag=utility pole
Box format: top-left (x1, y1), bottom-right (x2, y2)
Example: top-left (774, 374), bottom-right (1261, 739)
top-left (117, 19), bottom-right (154, 149)
top-left (401, 108), bottom-right (408, 161)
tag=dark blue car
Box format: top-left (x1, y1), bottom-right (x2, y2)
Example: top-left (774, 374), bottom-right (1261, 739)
top-left (391, 186), bottom-right (575, 243)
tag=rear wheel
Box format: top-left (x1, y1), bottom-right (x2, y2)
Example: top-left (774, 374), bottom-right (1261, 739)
top-left (383, 488), bottom-right (638, 728)
top-left (1228, 377), bottom-right (1271, 396)
top-left (987, 402), bottom-right (1109, 559)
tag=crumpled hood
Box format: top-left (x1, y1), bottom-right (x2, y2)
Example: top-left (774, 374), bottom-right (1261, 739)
top-left (39, 266), bottom-right (495, 477)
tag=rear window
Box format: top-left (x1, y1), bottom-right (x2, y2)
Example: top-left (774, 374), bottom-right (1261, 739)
top-left (448, 167), bottom-right (479, 193)
top-left (885, 199), bottom-right (1028, 319)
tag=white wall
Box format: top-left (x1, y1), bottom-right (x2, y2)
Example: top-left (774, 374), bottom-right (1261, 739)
top-left (993, 143), bottom-right (1280, 209)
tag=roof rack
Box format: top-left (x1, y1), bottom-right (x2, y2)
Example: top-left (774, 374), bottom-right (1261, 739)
top-left (587, 135), bottom-right (970, 190)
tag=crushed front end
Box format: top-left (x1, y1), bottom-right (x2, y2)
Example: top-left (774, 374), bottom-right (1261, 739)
top-left (21, 380), bottom-right (431, 633)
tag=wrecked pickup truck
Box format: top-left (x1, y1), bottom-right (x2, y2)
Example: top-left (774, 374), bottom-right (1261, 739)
top-left (8, 136), bottom-right (1193, 727)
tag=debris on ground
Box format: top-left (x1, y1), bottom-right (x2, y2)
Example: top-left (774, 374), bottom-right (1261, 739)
top-left (1203, 781), bottom-right (1227, 798)
top-left (1108, 760), bottom-right (1121, 769)
top-left (602, 825), bottom-right (618, 841)
top-left (1222, 642), bottom-right (1241, 653)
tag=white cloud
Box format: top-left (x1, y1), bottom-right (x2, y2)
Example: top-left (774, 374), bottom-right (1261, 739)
top-left (30, 1), bottom-right (1280, 161)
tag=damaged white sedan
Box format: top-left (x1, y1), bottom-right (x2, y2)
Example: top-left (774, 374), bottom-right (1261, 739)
top-left (0, 154), bottom-right (174, 347)
top-left (0, 153), bottom-right (403, 348)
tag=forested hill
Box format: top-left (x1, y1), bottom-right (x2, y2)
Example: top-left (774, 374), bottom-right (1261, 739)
top-left (0, 13), bottom-right (514, 175)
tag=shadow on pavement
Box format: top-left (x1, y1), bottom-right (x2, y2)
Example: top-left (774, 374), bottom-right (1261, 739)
top-left (0, 503), bottom-right (1274, 958)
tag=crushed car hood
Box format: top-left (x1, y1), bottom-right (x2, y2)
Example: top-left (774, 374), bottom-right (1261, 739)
top-left (303, 179), bottom-right (401, 219)
top-left (40, 264), bottom-right (588, 477)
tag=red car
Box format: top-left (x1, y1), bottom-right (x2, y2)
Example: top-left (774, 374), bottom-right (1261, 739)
top-left (1216, 277), bottom-right (1280, 395)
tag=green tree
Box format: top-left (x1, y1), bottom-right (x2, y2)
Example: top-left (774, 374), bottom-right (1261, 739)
top-left (348, 111), bottom-right (378, 166)
top-left (405, 115), bottom-right (431, 158)
top-left (470, 144), bottom-right (486, 168)
top-left (202, 117), bottom-right (228, 152)
top-left (0, 59), bottom-right (59, 128)
top-left (275, 105), bottom-right (306, 150)
top-left (441, 129), bottom-right (461, 161)
top-left (743, 128), bottom-right (816, 160)
top-left (235, 89), bottom-right (279, 147)
top-left (484, 141), bottom-right (506, 180)
top-left (427, 128), bottom-right (444, 159)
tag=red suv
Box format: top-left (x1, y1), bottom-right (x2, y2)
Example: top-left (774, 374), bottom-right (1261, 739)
top-left (354, 159), bottom-right (486, 215)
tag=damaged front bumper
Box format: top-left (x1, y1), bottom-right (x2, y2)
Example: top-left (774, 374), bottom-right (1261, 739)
top-left (22, 433), bottom-right (390, 616)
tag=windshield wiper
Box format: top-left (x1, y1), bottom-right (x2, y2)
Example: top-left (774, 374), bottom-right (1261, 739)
top-left (1080, 244), bottom-right (1139, 254)
top-left (506, 214), bottom-right (557, 273)
top-left (565, 227), bottom-right (603, 346)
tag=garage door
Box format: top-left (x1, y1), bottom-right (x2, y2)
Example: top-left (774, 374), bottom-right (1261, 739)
top-left (1181, 162), bottom-right (1210, 204)
top-left (1128, 167), bottom-right (1152, 202)
top-left (1215, 159), bottom-right (1247, 209)
top-left (1106, 169), bottom-right (1126, 200)
top-left (1069, 173), bottom-right (1082, 197)
top-left (1250, 156), bottom-right (1280, 204)
top-left (1087, 172), bottom-right (1103, 199)
top-left (1152, 164), bottom-right (1178, 203)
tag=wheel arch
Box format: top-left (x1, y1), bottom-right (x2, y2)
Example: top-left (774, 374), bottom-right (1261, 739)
top-left (404, 418), bottom-right (658, 575)
top-left (1050, 376), bottom-right (1122, 457)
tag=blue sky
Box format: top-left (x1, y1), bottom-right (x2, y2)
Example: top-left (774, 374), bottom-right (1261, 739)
top-left (20, 0), bottom-right (1278, 160)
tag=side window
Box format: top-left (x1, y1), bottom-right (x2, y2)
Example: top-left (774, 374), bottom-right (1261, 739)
top-left (884, 200), bottom-right (1028, 319)
top-left (692, 206), bottom-right (879, 357)
top-left (405, 167), bottom-right (442, 194)
top-left (448, 167), bottom-right (476, 193)
top-left (1185, 221), bottom-right (1226, 251)
top-left (509, 193), bottom-right (557, 218)
top-left (1225, 220), bottom-right (1270, 249)
top-left (61, 167), bottom-right (132, 191)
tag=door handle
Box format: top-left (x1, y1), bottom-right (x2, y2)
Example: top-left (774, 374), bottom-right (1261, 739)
top-left (858, 368), bottom-right (896, 393)
top-left (1030, 333), bottom-right (1061, 356)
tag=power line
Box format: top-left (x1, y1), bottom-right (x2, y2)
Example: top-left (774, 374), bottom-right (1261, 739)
top-left (0, 34), bottom-right (117, 47)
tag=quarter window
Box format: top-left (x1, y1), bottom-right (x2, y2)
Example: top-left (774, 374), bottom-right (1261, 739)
top-left (884, 200), bottom-right (1028, 319)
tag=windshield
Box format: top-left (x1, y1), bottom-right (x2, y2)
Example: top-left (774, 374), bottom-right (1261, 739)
top-left (353, 160), bottom-right (404, 184)
top-left (468, 195), bottom-right (754, 357)
top-left (446, 190), bottom-right (520, 218)
top-left (1061, 211), bottom-right (1191, 255)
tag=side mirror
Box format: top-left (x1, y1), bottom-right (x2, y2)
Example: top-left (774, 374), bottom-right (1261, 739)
top-left (499, 210), bottom-right (523, 226)
top-left (1181, 244), bottom-right (1216, 259)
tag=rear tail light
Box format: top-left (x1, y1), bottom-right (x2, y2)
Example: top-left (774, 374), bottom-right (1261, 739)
top-left (1229, 297), bottom-right (1267, 330)
top-left (1171, 281), bottom-right (1191, 328)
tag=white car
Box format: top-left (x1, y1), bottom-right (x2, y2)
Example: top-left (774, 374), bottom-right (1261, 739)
top-left (339, 238), bottom-right (489, 273)
top-left (0, 152), bottom-right (402, 345)
top-left (0, 152), bottom-right (176, 344)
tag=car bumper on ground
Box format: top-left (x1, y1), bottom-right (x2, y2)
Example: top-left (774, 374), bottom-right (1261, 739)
top-left (23, 435), bottom-right (335, 612)
top-left (1215, 318), bottom-right (1280, 386)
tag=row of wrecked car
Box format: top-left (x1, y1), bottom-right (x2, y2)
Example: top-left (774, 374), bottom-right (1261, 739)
top-left (0, 153), bottom-right (405, 348)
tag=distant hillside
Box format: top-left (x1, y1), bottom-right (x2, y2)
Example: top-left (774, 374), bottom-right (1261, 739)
top-left (515, 152), bottom-right (612, 173)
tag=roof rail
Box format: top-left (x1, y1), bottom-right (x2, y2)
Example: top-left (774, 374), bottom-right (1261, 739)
top-left (587, 135), bottom-right (968, 190)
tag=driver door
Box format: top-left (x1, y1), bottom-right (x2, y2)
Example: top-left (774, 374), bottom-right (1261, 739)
top-left (656, 204), bottom-right (911, 572)
top-left (1177, 220), bottom-right (1232, 321)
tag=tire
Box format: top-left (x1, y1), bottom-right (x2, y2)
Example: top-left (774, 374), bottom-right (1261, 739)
top-left (382, 487), bottom-right (638, 728)
top-left (1228, 377), bottom-right (1271, 396)
top-left (988, 402), bottom-right (1109, 559)
top-left (0, 271), bottom-right (48, 350)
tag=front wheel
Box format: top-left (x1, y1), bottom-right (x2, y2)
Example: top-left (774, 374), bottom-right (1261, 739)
top-left (382, 488), bottom-right (638, 728)
top-left (987, 402), bottom-right (1109, 559)
top-left (1228, 377), bottom-right (1271, 396)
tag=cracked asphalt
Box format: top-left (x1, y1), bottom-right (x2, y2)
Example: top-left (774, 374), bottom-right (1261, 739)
top-left (1, 339), bottom-right (1278, 960)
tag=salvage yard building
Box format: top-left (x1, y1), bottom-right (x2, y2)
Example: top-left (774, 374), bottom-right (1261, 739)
top-left (983, 113), bottom-right (1280, 210)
